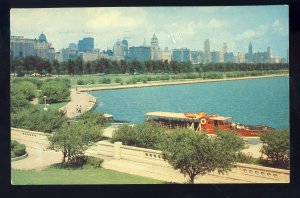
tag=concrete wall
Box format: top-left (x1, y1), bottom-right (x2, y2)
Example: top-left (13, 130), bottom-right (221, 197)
top-left (11, 128), bottom-right (290, 183)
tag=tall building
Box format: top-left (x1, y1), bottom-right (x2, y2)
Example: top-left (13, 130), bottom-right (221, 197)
top-left (78, 37), bottom-right (94, 52)
top-left (224, 52), bottom-right (234, 63)
top-left (245, 42), bottom-right (253, 63)
top-left (267, 46), bottom-right (272, 62)
top-left (68, 43), bottom-right (78, 51)
top-left (10, 36), bottom-right (35, 58)
top-left (121, 40), bottom-right (129, 57)
top-left (129, 46), bottom-right (151, 61)
top-left (211, 51), bottom-right (221, 63)
top-left (150, 34), bottom-right (161, 60)
top-left (159, 47), bottom-right (172, 62)
top-left (190, 51), bottom-right (203, 64)
top-left (204, 39), bottom-right (211, 63)
top-left (172, 48), bottom-right (191, 63)
top-left (222, 43), bottom-right (228, 54)
top-left (113, 41), bottom-right (124, 57)
top-left (235, 52), bottom-right (245, 63)
top-left (34, 33), bottom-right (54, 60)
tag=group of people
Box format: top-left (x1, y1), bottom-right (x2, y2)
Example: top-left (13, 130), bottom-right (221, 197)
top-left (76, 105), bottom-right (82, 113)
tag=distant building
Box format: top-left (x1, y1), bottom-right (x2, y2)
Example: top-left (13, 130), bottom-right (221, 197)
top-left (10, 36), bottom-right (35, 58)
top-left (68, 43), bottom-right (78, 51)
top-left (62, 48), bottom-right (77, 61)
top-left (190, 51), bottom-right (203, 64)
top-left (113, 41), bottom-right (124, 57)
top-left (150, 34), bottom-right (161, 61)
top-left (203, 39), bottom-right (211, 63)
top-left (78, 37), bottom-right (94, 52)
top-left (121, 40), bottom-right (129, 57)
top-left (78, 51), bottom-right (99, 62)
top-left (129, 46), bottom-right (151, 61)
top-left (159, 47), bottom-right (172, 62)
top-left (235, 52), bottom-right (245, 63)
top-left (224, 52), bottom-right (234, 63)
top-left (172, 48), bottom-right (191, 63)
top-left (55, 51), bottom-right (64, 62)
top-left (211, 51), bottom-right (221, 63)
top-left (245, 42), bottom-right (253, 63)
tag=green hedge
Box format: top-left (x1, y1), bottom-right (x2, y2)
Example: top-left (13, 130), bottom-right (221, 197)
top-left (11, 140), bottom-right (26, 158)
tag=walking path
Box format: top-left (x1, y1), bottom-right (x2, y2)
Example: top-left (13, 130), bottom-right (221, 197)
top-left (59, 88), bottom-right (96, 119)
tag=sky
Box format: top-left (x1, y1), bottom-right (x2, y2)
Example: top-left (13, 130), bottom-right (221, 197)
top-left (10, 6), bottom-right (289, 58)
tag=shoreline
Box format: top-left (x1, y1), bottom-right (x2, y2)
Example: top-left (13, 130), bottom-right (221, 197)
top-left (78, 74), bottom-right (288, 92)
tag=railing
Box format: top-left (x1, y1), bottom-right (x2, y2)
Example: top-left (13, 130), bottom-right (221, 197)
top-left (11, 128), bottom-right (290, 183)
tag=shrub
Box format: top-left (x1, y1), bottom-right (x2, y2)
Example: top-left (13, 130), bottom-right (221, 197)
top-left (10, 87), bottom-right (31, 112)
top-left (13, 143), bottom-right (26, 156)
top-left (114, 78), bottom-right (123, 84)
top-left (111, 122), bottom-right (167, 150)
top-left (77, 79), bottom-right (85, 85)
top-left (39, 81), bottom-right (70, 103)
top-left (237, 152), bottom-right (256, 164)
top-left (100, 78), bottom-right (111, 84)
top-left (12, 78), bottom-right (44, 89)
top-left (87, 156), bottom-right (104, 168)
top-left (76, 111), bottom-right (109, 126)
top-left (11, 106), bottom-right (68, 132)
top-left (45, 78), bottom-right (71, 89)
top-left (11, 81), bottom-right (37, 101)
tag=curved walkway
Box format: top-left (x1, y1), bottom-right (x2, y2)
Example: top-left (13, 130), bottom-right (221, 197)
top-left (59, 88), bottom-right (96, 119)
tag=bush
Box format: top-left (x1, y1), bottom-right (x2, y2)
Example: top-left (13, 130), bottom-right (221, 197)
top-left (111, 122), bottom-right (167, 150)
top-left (77, 79), bottom-right (85, 85)
top-left (87, 156), bottom-right (104, 168)
top-left (45, 78), bottom-right (71, 89)
top-left (10, 87), bottom-right (32, 112)
top-left (100, 78), bottom-right (111, 84)
top-left (11, 106), bottom-right (68, 132)
top-left (114, 78), bottom-right (123, 84)
top-left (11, 81), bottom-right (37, 101)
top-left (258, 129), bottom-right (290, 169)
top-left (76, 111), bottom-right (109, 126)
top-left (13, 143), bottom-right (26, 156)
top-left (12, 78), bottom-right (44, 89)
top-left (237, 152), bottom-right (256, 164)
top-left (39, 81), bottom-right (70, 104)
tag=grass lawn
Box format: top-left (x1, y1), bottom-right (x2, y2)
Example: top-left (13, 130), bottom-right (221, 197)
top-left (11, 166), bottom-right (163, 184)
top-left (36, 102), bottom-right (69, 111)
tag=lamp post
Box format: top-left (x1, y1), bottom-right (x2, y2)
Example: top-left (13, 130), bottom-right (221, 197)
top-left (43, 96), bottom-right (48, 111)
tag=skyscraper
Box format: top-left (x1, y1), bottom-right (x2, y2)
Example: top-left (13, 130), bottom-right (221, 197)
top-left (204, 39), bottom-right (211, 63)
top-left (121, 40), bottom-right (129, 57)
top-left (10, 36), bottom-right (35, 58)
top-left (78, 37), bottom-right (94, 52)
top-left (267, 46), bottom-right (272, 61)
top-left (246, 42), bottom-right (253, 63)
top-left (113, 41), bottom-right (123, 57)
top-left (150, 33), bottom-right (160, 60)
top-left (172, 48), bottom-right (191, 63)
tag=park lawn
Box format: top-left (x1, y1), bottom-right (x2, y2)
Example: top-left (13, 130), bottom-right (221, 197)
top-left (36, 102), bottom-right (69, 111)
top-left (11, 167), bottom-right (163, 184)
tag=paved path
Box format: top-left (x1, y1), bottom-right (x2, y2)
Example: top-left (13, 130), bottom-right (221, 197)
top-left (11, 147), bottom-right (62, 171)
top-left (59, 88), bottom-right (96, 119)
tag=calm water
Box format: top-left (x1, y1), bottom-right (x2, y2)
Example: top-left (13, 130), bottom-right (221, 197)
top-left (92, 77), bottom-right (289, 129)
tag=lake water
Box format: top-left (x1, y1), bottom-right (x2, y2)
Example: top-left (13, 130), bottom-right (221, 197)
top-left (91, 77), bottom-right (289, 129)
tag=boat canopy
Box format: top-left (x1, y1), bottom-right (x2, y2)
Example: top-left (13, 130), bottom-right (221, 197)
top-left (209, 116), bottom-right (231, 121)
top-left (145, 112), bottom-right (200, 120)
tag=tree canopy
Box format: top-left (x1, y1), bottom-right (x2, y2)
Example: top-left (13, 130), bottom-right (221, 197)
top-left (161, 129), bottom-right (245, 183)
top-left (258, 129), bottom-right (290, 169)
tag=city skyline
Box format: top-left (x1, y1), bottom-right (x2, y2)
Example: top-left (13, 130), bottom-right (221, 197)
top-left (10, 6), bottom-right (288, 58)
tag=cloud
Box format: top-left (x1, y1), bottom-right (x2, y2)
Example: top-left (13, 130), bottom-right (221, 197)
top-left (272, 19), bottom-right (287, 36)
top-left (206, 18), bottom-right (227, 29)
top-left (235, 25), bottom-right (268, 40)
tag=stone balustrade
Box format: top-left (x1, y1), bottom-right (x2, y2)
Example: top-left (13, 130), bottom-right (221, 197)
top-left (11, 128), bottom-right (290, 183)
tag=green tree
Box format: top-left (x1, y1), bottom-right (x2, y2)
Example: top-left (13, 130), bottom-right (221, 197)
top-left (11, 81), bottom-right (37, 101)
top-left (52, 60), bottom-right (60, 75)
top-left (76, 111), bottom-right (109, 126)
top-left (111, 122), bottom-right (167, 150)
top-left (161, 129), bottom-right (245, 183)
top-left (39, 80), bottom-right (70, 103)
top-left (258, 129), bottom-right (290, 169)
top-left (48, 121), bottom-right (102, 164)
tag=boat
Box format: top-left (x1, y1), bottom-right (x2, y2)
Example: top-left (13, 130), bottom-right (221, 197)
top-left (144, 111), bottom-right (274, 137)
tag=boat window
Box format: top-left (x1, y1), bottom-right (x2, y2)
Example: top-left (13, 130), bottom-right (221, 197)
top-left (219, 121), bottom-right (224, 125)
top-left (208, 121), bottom-right (213, 124)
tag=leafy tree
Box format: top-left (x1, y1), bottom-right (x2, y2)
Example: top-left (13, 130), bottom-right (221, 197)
top-left (48, 121), bottom-right (102, 164)
top-left (11, 81), bottom-right (37, 101)
top-left (11, 106), bottom-right (68, 132)
top-left (258, 129), bottom-right (290, 169)
top-left (111, 122), bottom-right (167, 150)
top-left (161, 129), bottom-right (245, 183)
top-left (39, 80), bottom-right (70, 103)
top-left (10, 85), bottom-right (31, 112)
top-left (76, 111), bottom-right (109, 126)
top-left (52, 60), bottom-right (60, 75)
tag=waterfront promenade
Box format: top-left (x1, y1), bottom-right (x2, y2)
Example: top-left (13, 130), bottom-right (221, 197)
top-left (59, 88), bottom-right (96, 119)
